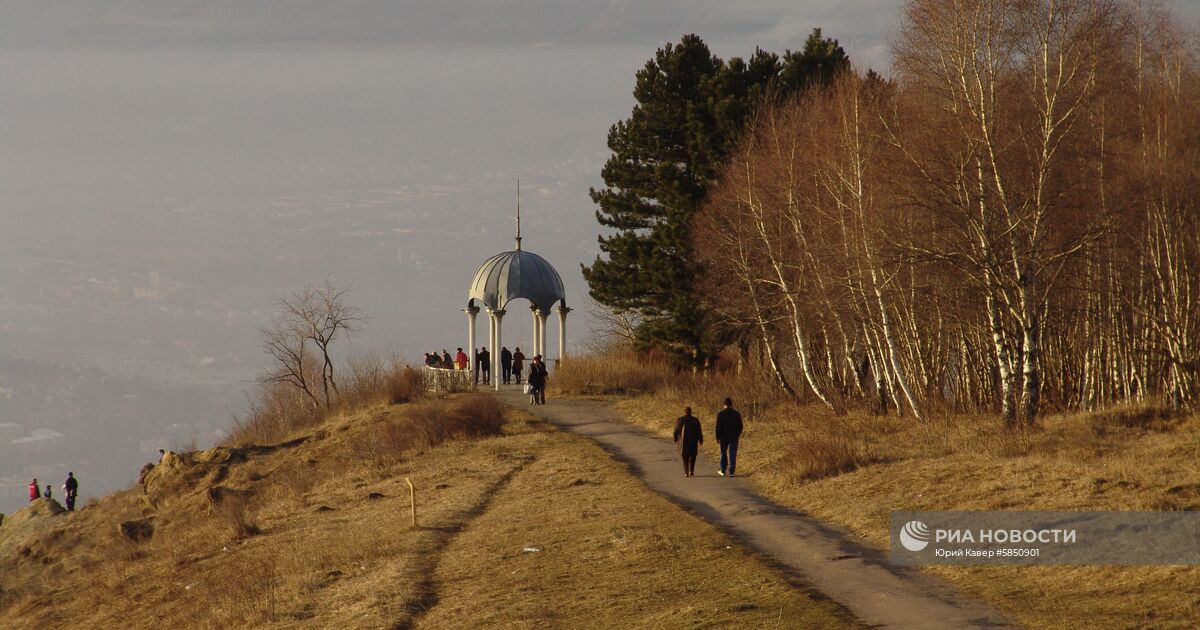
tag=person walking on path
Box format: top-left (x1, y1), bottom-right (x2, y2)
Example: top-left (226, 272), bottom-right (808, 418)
top-left (479, 346), bottom-right (491, 384)
top-left (63, 472), bottom-right (79, 511)
top-left (500, 346), bottom-right (513, 384)
top-left (512, 348), bottom-right (526, 384)
top-left (28, 478), bottom-right (39, 502)
top-left (715, 398), bottom-right (744, 477)
top-left (455, 347), bottom-right (469, 371)
top-left (528, 355), bottom-right (548, 404)
top-left (673, 407), bottom-right (704, 477)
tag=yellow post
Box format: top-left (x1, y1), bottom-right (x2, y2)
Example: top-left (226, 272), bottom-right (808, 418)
top-left (405, 477), bottom-right (416, 528)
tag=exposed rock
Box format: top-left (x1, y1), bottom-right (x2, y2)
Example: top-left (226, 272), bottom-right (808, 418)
top-left (1, 498), bottom-right (66, 530)
top-left (119, 518), bottom-right (154, 543)
top-left (193, 446), bottom-right (245, 465)
top-left (138, 463), bottom-right (156, 489)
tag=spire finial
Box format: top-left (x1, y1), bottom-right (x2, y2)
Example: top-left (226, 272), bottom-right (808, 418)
top-left (515, 179), bottom-right (522, 251)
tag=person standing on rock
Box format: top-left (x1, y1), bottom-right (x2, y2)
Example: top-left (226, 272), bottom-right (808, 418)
top-left (715, 398), bottom-right (743, 477)
top-left (512, 347), bottom-right (525, 384)
top-left (43, 484), bottom-right (52, 499)
top-left (673, 407), bottom-right (703, 477)
top-left (63, 472), bottom-right (79, 511)
top-left (29, 478), bottom-right (39, 502)
top-left (500, 346), bottom-right (513, 384)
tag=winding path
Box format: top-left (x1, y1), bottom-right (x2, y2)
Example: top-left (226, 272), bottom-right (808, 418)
top-left (498, 388), bottom-right (1012, 629)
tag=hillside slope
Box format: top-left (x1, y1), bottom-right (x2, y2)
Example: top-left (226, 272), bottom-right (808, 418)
top-left (0, 394), bottom-right (855, 629)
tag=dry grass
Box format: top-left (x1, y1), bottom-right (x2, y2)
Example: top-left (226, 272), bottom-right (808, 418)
top-left (570, 353), bottom-right (1200, 629)
top-left (787, 419), bottom-right (884, 480)
top-left (0, 392), bottom-right (854, 629)
top-left (416, 408), bottom-right (854, 629)
top-left (552, 349), bottom-right (677, 396)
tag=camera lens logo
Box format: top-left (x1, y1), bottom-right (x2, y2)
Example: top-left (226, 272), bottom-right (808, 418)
top-left (899, 520), bottom-right (931, 551)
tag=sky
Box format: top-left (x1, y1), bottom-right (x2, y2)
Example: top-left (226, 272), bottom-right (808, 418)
top-left (0, 0), bottom-right (1197, 511)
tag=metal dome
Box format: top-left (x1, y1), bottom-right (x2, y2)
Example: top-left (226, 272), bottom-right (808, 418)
top-left (468, 248), bottom-right (566, 311)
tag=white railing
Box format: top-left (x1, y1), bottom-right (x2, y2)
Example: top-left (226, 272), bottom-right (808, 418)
top-left (422, 366), bottom-right (474, 392)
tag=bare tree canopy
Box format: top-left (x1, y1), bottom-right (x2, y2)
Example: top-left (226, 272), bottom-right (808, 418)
top-left (259, 282), bottom-right (363, 408)
top-left (694, 0), bottom-right (1200, 423)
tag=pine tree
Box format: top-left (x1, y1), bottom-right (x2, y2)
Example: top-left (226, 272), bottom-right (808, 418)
top-left (584, 31), bottom-right (849, 365)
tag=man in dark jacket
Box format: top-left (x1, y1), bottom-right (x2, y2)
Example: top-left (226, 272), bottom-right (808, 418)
top-left (479, 347), bottom-right (491, 384)
top-left (715, 398), bottom-right (744, 477)
top-left (63, 472), bottom-right (79, 511)
top-left (500, 346), bottom-right (513, 384)
top-left (673, 407), bottom-right (704, 477)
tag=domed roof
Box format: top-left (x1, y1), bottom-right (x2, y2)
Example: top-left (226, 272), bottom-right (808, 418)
top-left (468, 248), bottom-right (565, 311)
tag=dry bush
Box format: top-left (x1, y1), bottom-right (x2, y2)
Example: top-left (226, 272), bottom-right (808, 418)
top-left (1088, 405), bottom-right (1185, 437)
top-left (349, 394), bottom-right (506, 472)
top-left (338, 354), bottom-right (424, 409)
top-left (213, 491), bottom-right (261, 539)
top-left (786, 419), bottom-right (881, 480)
top-left (402, 394), bottom-right (506, 449)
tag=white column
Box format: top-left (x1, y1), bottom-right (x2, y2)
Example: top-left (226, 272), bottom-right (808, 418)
top-left (464, 306), bottom-right (479, 380)
top-left (556, 304), bottom-right (571, 365)
top-left (531, 307), bottom-right (542, 357)
top-left (538, 311), bottom-right (549, 361)
top-left (487, 306), bottom-right (496, 379)
top-left (490, 309), bottom-right (505, 391)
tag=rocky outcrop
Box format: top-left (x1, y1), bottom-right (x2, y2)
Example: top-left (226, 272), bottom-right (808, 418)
top-left (1, 498), bottom-right (66, 531)
top-left (118, 518), bottom-right (154, 543)
top-left (139, 447), bottom-right (244, 500)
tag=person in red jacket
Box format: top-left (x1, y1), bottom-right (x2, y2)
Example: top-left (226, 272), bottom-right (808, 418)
top-left (454, 347), bottom-right (469, 370)
top-left (29, 478), bottom-right (39, 502)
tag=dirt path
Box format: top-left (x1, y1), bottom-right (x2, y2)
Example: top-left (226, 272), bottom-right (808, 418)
top-left (499, 389), bottom-right (1012, 629)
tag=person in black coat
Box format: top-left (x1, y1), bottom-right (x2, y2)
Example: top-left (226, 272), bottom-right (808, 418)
top-left (714, 398), bottom-right (744, 477)
top-left (512, 348), bottom-right (525, 384)
top-left (673, 407), bottom-right (703, 477)
top-left (478, 347), bottom-right (491, 384)
top-left (63, 472), bottom-right (79, 511)
top-left (500, 346), bottom-right (513, 384)
top-left (527, 355), bottom-right (548, 404)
